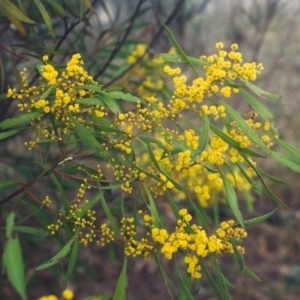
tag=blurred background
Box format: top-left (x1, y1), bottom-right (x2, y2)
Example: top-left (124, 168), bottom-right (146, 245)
top-left (1, 0), bottom-right (300, 299)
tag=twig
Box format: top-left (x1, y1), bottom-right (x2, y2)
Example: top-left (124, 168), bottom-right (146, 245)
top-left (0, 43), bottom-right (30, 61)
top-left (94, 0), bottom-right (147, 80)
top-left (0, 151), bottom-right (94, 205)
top-left (102, 0), bottom-right (185, 88)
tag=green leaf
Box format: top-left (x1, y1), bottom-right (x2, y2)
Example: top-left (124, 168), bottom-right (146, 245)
top-left (240, 77), bottom-right (281, 100)
top-left (84, 0), bottom-right (95, 12)
top-left (5, 211), bottom-right (16, 237)
top-left (276, 138), bottom-right (300, 161)
top-left (241, 154), bottom-right (288, 207)
top-left (0, 0), bottom-right (35, 24)
top-left (257, 168), bottom-right (290, 186)
top-left (166, 192), bottom-right (180, 219)
top-left (98, 189), bottom-right (119, 235)
top-left (13, 226), bottom-right (49, 237)
top-left (47, 169), bottom-right (70, 208)
top-left (66, 238), bottom-right (79, 279)
top-left (240, 89), bottom-right (273, 120)
top-left (40, 86), bottom-right (54, 100)
top-left (44, 0), bottom-right (66, 17)
top-left (113, 256), bottom-right (127, 300)
top-left (231, 240), bottom-right (244, 271)
top-left (0, 128), bottom-right (22, 140)
top-left (70, 116), bottom-right (107, 158)
top-left (76, 84), bottom-right (104, 93)
top-left (191, 114), bottom-right (210, 161)
top-left (165, 193), bottom-right (194, 236)
top-left (243, 266), bottom-right (261, 281)
top-left (221, 173), bottom-right (245, 229)
top-left (36, 62), bottom-right (44, 76)
top-left (78, 85), bottom-right (121, 113)
top-left (164, 25), bottom-right (199, 76)
top-left (221, 101), bottom-right (270, 153)
top-left (244, 209), bottom-right (277, 226)
top-left (210, 256), bottom-right (231, 300)
top-left (160, 53), bottom-right (208, 66)
top-left (156, 255), bottom-right (175, 299)
top-left (3, 237), bottom-right (27, 300)
top-left (36, 232), bottom-right (78, 270)
top-left (33, 0), bottom-right (55, 39)
top-left (12, 58), bottom-right (23, 88)
top-left (221, 275), bottom-right (235, 289)
top-left (108, 91), bottom-right (144, 104)
top-left (98, 91), bottom-right (121, 114)
top-left (144, 184), bottom-right (161, 227)
top-left (0, 93), bottom-right (8, 100)
top-left (175, 260), bottom-right (194, 300)
top-left (199, 259), bottom-right (223, 300)
top-left (4, 12), bottom-right (26, 35)
top-left (3, 213), bottom-right (28, 300)
top-left (105, 86), bottom-right (122, 93)
top-left (236, 164), bottom-right (262, 196)
top-left (77, 97), bottom-right (105, 106)
top-left (0, 112), bottom-right (42, 129)
top-left (185, 193), bottom-right (209, 232)
top-left (270, 151), bottom-right (300, 173)
top-left (94, 123), bottom-right (123, 134)
top-left (0, 179), bottom-right (22, 190)
top-left (139, 135), bottom-right (169, 155)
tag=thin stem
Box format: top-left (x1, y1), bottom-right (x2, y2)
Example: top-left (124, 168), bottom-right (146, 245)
top-left (102, 0), bottom-right (185, 88)
top-left (94, 0), bottom-right (147, 80)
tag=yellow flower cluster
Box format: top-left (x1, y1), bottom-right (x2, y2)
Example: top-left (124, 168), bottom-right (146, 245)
top-left (7, 43), bottom-right (274, 205)
top-left (8, 45), bottom-right (271, 278)
top-left (229, 118), bottom-right (274, 149)
top-left (97, 223), bottom-right (115, 247)
top-left (47, 179), bottom-right (99, 246)
top-left (38, 289), bottom-right (74, 300)
top-left (127, 44), bottom-right (146, 64)
top-left (120, 217), bottom-right (153, 258)
top-left (7, 54), bottom-right (106, 150)
top-left (163, 65), bottom-right (181, 76)
top-left (47, 203), bottom-right (246, 279)
top-left (184, 129), bottom-right (199, 150)
top-left (7, 41), bottom-right (273, 204)
top-left (201, 104), bottom-right (226, 119)
top-left (160, 42), bottom-right (263, 110)
top-left (149, 210), bottom-right (246, 278)
top-left (80, 209), bottom-right (246, 279)
top-left (41, 56), bottom-right (58, 85)
top-left (134, 131), bottom-right (256, 206)
top-left (106, 43), bottom-right (273, 204)
top-left (205, 42), bottom-right (263, 85)
top-left (42, 195), bottom-right (52, 206)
